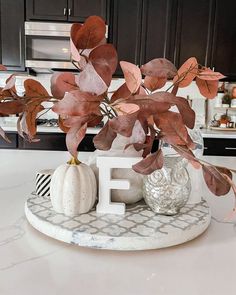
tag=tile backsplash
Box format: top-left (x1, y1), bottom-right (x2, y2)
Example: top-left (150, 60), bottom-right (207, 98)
top-left (0, 72), bottom-right (210, 125)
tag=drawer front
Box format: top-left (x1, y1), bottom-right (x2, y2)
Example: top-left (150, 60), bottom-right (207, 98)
top-left (18, 133), bottom-right (96, 152)
top-left (203, 138), bottom-right (236, 156)
top-left (0, 133), bottom-right (18, 149)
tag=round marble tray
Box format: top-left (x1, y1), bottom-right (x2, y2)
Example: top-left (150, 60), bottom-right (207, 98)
top-left (25, 195), bottom-right (211, 251)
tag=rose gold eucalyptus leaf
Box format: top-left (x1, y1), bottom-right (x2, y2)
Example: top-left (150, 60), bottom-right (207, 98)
top-left (24, 79), bottom-right (49, 98)
top-left (77, 63), bottom-right (108, 95)
top-left (141, 58), bottom-right (177, 79)
top-left (132, 149), bottom-right (164, 175)
top-left (93, 122), bottom-right (117, 150)
top-left (144, 76), bottom-right (167, 91)
top-left (66, 122), bottom-right (87, 158)
top-left (196, 77), bottom-right (218, 99)
top-left (51, 72), bottom-right (78, 99)
top-left (75, 16), bottom-right (106, 49)
top-left (120, 61), bottom-right (142, 94)
top-left (173, 57), bottom-right (198, 87)
top-left (202, 165), bottom-right (232, 196)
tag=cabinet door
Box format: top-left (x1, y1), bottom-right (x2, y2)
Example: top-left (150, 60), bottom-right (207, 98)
top-left (210, 0), bottom-right (236, 79)
top-left (111, 0), bottom-right (143, 76)
top-left (0, 0), bottom-right (25, 71)
top-left (0, 133), bottom-right (18, 149)
top-left (174, 0), bottom-right (213, 68)
top-left (140, 0), bottom-right (177, 65)
top-left (26, 0), bottom-right (68, 21)
top-left (68, 0), bottom-right (108, 22)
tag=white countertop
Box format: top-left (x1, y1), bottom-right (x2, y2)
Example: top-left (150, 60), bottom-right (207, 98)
top-left (1, 122), bottom-right (236, 138)
top-left (0, 150), bottom-right (236, 295)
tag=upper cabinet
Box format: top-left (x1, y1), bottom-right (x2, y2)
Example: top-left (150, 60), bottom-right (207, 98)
top-left (0, 0), bottom-right (25, 71)
top-left (26, 0), bottom-right (68, 21)
top-left (110, 0), bottom-right (143, 76)
top-left (210, 0), bottom-right (236, 79)
top-left (26, 0), bottom-right (109, 22)
top-left (140, 0), bottom-right (177, 65)
top-left (174, 0), bottom-right (213, 68)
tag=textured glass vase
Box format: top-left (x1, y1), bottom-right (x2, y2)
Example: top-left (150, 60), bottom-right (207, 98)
top-left (143, 156), bottom-right (191, 215)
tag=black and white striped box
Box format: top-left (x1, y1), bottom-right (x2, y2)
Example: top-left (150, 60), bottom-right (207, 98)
top-left (35, 169), bottom-right (54, 198)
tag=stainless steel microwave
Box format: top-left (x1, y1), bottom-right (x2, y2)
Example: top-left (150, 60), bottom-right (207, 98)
top-left (25, 21), bottom-right (108, 70)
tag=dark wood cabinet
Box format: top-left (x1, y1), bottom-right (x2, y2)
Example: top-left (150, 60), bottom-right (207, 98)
top-left (26, 0), bottom-right (108, 22)
top-left (210, 0), bottom-right (236, 80)
top-left (110, 0), bottom-right (143, 76)
top-left (18, 133), bottom-right (96, 152)
top-left (140, 0), bottom-right (177, 65)
top-left (0, 0), bottom-right (25, 71)
top-left (26, 0), bottom-right (68, 21)
top-left (0, 132), bottom-right (18, 149)
top-left (174, 0), bottom-right (213, 68)
top-left (203, 138), bottom-right (236, 156)
top-left (68, 0), bottom-right (108, 22)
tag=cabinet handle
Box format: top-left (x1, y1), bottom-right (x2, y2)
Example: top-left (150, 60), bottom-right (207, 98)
top-left (204, 147), bottom-right (208, 150)
top-left (63, 8), bottom-right (67, 15)
top-left (68, 8), bottom-right (72, 16)
top-left (225, 147), bottom-right (236, 150)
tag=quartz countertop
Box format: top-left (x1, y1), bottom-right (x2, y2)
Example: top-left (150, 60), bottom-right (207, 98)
top-left (1, 121), bottom-right (236, 138)
top-left (0, 149), bottom-right (236, 295)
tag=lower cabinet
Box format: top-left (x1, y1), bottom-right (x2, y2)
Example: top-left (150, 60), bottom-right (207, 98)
top-left (0, 132), bottom-right (18, 149)
top-left (0, 133), bottom-right (96, 152)
top-left (203, 138), bottom-right (236, 157)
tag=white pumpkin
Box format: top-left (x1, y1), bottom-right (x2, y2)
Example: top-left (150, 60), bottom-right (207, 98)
top-left (50, 158), bottom-right (97, 216)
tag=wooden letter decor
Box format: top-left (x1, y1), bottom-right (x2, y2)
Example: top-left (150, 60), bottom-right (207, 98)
top-left (96, 156), bottom-right (141, 215)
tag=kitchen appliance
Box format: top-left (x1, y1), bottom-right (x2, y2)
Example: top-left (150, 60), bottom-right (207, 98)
top-left (25, 22), bottom-right (74, 70)
top-left (25, 22), bottom-right (108, 70)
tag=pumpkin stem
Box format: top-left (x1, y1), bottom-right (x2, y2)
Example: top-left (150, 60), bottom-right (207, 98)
top-left (67, 156), bottom-right (81, 165)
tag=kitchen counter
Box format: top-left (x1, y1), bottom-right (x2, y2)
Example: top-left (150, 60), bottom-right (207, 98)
top-left (0, 149), bottom-right (236, 295)
top-left (1, 122), bottom-right (236, 138)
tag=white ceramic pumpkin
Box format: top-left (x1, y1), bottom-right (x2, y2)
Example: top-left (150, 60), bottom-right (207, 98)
top-left (50, 158), bottom-right (97, 216)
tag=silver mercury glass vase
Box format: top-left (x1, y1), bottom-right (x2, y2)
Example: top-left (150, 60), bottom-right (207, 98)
top-left (143, 156), bottom-right (191, 215)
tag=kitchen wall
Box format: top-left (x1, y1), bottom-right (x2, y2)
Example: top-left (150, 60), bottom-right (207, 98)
top-left (0, 72), bottom-right (210, 127)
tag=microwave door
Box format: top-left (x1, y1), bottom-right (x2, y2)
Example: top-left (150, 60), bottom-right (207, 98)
top-left (25, 22), bottom-right (75, 69)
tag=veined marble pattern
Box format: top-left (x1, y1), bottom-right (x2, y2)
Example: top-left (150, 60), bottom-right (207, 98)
top-left (25, 194), bottom-right (211, 250)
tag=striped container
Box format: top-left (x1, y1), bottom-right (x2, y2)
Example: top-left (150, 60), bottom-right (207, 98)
top-left (35, 169), bottom-right (54, 198)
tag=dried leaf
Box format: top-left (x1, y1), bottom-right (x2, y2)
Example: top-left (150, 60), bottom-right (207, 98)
top-left (66, 122), bottom-right (87, 158)
top-left (0, 64), bottom-right (7, 71)
top-left (113, 102), bottom-right (140, 116)
top-left (25, 102), bottom-right (44, 138)
top-left (52, 90), bottom-right (101, 116)
top-left (0, 101), bottom-right (24, 114)
top-left (197, 69), bottom-right (226, 81)
top-left (140, 58), bottom-right (177, 79)
top-left (196, 77), bottom-right (218, 99)
top-left (24, 79), bottom-right (49, 98)
top-left (93, 121), bottom-right (117, 150)
top-left (58, 116), bottom-right (70, 133)
top-left (154, 111), bottom-right (188, 145)
top-left (3, 75), bottom-right (16, 91)
top-left (144, 76), bottom-right (167, 92)
top-left (202, 165), bottom-right (232, 196)
top-left (74, 16), bottom-right (106, 49)
top-left (172, 144), bottom-right (201, 169)
top-left (89, 44), bottom-right (118, 75)
top-left (175, 96), bottom-right (195, 129)
top-left (77, 62), bottom-right (108, 95)
top-left (0, 126), bottom-right (11, 143)
top-left (120, 61), bottom-right (142, 94)
top-left (70, 23), bottom-right (83, 61)
top-left (173, 57), bottom-right (198, 87)
top-left (51, 72), bottom-right (78, 99)
top-left (132, 149), bottom-right (164, 175)
top-left (109, 111), bottom-right (138, 137)
top-left (110, 83), bottom-right (131, 103)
